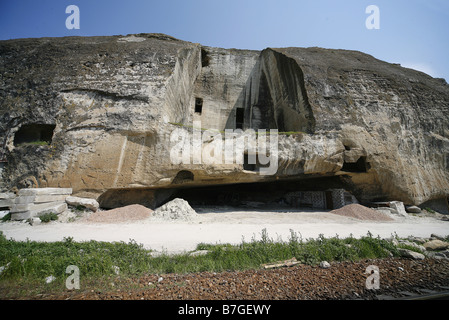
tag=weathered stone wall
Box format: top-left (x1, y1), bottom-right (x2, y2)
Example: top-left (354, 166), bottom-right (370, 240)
top-left (0, 34), bottom-right (448, 210)
top-left (192, 47), bottom-right (259, 130)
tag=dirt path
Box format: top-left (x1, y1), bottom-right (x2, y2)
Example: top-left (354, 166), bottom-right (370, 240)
top-left (1, 206), bottom-right (448, 254)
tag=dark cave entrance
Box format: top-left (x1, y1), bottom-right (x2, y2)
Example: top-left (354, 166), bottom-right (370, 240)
top-left (341, 156), bottom-right (370, 173)
top-left (13, 124), bottom-right (56, 146)
top-left (98, 175), bottom-right (357, 210)
top-left (170, 176), bottom-right (353, 208)
top-left (236, 108), bottom-right (244, 129)
top-left (195, 98), bottom-right (203, 114)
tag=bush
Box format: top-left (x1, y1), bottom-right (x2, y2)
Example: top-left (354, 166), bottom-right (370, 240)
top-left (39, 212), bottom-right (58, 223)
top-left (1, 213), bottom-right (11, 222)
top-left (0, 230), bottom-right (405, 284)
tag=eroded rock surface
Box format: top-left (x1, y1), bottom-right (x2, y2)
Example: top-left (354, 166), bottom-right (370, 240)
top-left (0, 34), bottom-right (448, 211)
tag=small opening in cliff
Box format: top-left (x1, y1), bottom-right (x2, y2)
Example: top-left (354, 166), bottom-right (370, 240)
top-left (172, 170), bottom-right (194, 184)
top-left (341, 156), bottom-right (370, 173)
top-left (167, 176), bottom-right (357, 209)
top-left (236, 108), bottom-right (244, 129)
top-left (13, 124), bottom-right (56, 147)
top-left (195, 98), bottom-right (203, 114)
top-left (201, 48), bottom-right (210, 67)
top-left (243, 153), bottom-right (256, 171)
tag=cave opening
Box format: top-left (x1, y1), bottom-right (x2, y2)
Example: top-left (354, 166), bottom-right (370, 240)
top-left (170, 177), bottom-right (353, 208)
top-left (243, 153), bottom-right (256, 171)
top-left (341, 156), bottom-right (370, 173)
top-left (172, 170), bottom-right (194, 184)
top-left (236, 108), bottom-right (244, 129)
top-left (13, 124), bottom-right (56, 146)
top-left (195, 98), bottom-right (203, 114)
top-left (98, 175), bottom-right (357, 211)
top-left (201, 48), bottom-right (210, 68)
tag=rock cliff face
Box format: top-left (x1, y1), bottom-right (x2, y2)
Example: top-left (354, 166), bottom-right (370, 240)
top-left (0, 34), bottom-right (448, 212)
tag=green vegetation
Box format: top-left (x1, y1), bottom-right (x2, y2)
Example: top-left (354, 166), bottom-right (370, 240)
top-left (1, 213), bottom-right (11, 222)
top-left (38, 212), bottom-right (58, 223)
top-left (0, 229), bottom-right (435, 297)
top-left (0, 229), bottom-right (415, 282)
top-left (17, 141), bottom-right (50, 147)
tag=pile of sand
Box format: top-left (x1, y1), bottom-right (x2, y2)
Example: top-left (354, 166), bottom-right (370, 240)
top-left (330, 204), bottom-right (394, 221)
top-left (86, 204), bottom-right (153, 223)
top-left (153, 198), bottom-right (197, 221)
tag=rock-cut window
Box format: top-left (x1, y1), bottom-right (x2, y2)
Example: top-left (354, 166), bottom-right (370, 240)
top-left (195, 98), bottom-right (203, 114)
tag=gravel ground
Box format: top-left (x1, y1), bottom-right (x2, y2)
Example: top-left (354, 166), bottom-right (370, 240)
top-left (33, 258), bottom-right (449, 300)
top-left (86, 204), bottom-right (153, 223)
top-left (330, 204), bottom-right (394, 221)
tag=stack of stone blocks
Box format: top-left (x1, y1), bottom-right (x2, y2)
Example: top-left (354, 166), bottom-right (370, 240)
top-left (284, 189), bottom-right (358, 210)
top-left (0, 192), bottom-right (15, 216)
top-left (9, 188), bottom-right (72, 220)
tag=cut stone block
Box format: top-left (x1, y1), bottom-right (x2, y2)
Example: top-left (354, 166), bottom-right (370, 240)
top-left (11, 202), bottom-right (67, 220)
top-left (14, 196), bottom-right (36, 205)
top-left (18, 188), bottom-right (72, 196)
top-left (11, 201), bottom-right (65, 213)
top-left (65, 196), bottom-right (99, 212)
top-left (0, 193), bottom-right (16, 199)
top-left (34, 194), bottom-right (69, 203)
top-left (14, 194), bottom-right (69, 204)
top-left (389, 201), bottom-right (408, 217)
top-left (0, 199), bottom-right (14, 208)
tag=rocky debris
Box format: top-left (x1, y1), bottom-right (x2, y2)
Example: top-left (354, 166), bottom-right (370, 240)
top-left (45, 275), bottom-right (56, 284)
top-left (406, 206), bottom-right (422, 214)
top-left (153, 198), bottom-right (197, 221)
top-left (189, 250), bottom-right (210, 257)
top-left (397, 248), bottom-right (425, 260)
top-left (431, 234), bottom-right (447, 241)
top-left (261, 258), bottom-right (301, 269)
top-left (10, 188), bottom-right (72, 220)
top-left (319, 261), bottom-right (331, 269)
top-left (423, 240), bottom-right (449, 251)
top-left (386, 234), bottom-right (449, 261)
top-left (330, 204), bottom-right (394, 221)
top-left (397, 240), bottom-right (426, 253)
top-left (86, 204), bottom-right (153, 223)
top-left (388, 201), bottom-right (408, 217)
top-left (112, 266), bottom-right (120, 275)
top-left (29, 217), bottom-right (41, 226)
top-left (57, 210), bottom-right (78, 223)
top-left (42, 258), bottom-right (449, 300)
top-left (0, 262), bottom-right (11, 276)
top-left (407, 236), bottom-right (427, 244)
top-left (427, 251), bottom-right (449, 260)
top-left (65, 196), bottom-right (99, 212)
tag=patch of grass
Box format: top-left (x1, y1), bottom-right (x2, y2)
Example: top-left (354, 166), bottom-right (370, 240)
top-left (38, 212), bottom-right (58, 223)
top-left (17, 141), bottom-right (49, 147)
top-left (0, 235), bottom-right (153, 282)
top-left (0, 229), bottom-right (408, 297)
top-left (1, 212), bottom-right (11, 222)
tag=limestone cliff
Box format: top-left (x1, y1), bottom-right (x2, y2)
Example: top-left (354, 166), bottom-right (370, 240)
top-left (0, 34), bottom-right (448, 212)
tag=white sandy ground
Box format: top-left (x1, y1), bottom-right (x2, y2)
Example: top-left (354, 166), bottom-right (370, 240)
top-left (1, 207), bottom-right (448, 254)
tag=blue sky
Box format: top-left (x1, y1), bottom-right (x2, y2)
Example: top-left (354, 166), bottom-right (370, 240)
top-left (1, 0), bottom-right (448, 81)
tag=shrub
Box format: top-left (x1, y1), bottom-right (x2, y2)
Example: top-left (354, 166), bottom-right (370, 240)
top-left (1, 213), bottom-right (11, 222)
top-left (39, 212), bottom-right (58, 223)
